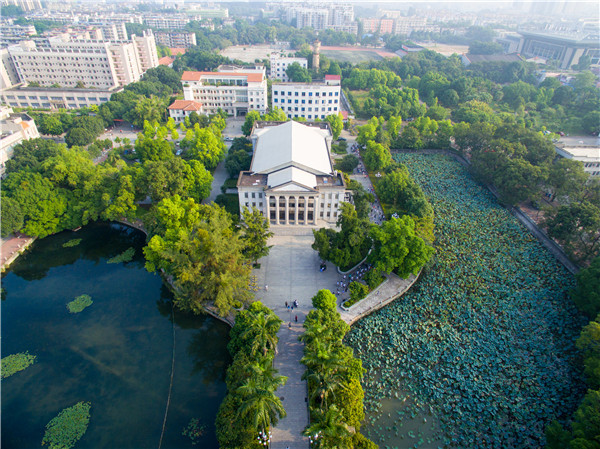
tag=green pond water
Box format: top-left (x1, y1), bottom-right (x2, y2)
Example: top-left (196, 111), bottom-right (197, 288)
top-left (1, 222), bottom-right (231, 448)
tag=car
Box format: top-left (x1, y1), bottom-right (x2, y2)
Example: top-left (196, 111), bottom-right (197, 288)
top-left (176, 149), bottom-right (182, 156)
top-left (337, 137), bottom-right (347, 141)
top-left (224, 136), bottom-right (234, 142)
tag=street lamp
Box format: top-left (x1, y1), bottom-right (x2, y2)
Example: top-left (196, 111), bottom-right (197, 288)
top-left (308, 430), bottom-right (323, 447)
top-left (257, 429), bottom-right (272, 447)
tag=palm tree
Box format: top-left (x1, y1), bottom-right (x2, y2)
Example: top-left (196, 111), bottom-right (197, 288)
top-left (303, 405), bottom-right (353, 448)
top-left (301, 340), bottom-right (345, 375)
top-left (305, 369), bottom-right (347, 410)
top-left (235, 375), bottom-right (287, 430)
top-left (241, 310), bottom-right (281, 357)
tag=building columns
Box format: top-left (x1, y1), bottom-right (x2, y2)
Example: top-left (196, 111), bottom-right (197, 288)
top-left (304, 197), bottom-right (308, 225)
top-left (295, 198), bottom-right (299, 225)
top-left (266, 196), bottom-right (270, 223)
top-left (275, 196), bottom-right (280, 225)
top-left (285, 196), bottom-right (289, 225)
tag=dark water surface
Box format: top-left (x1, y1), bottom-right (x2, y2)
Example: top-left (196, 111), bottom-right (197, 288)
top-left (2, 222), bottom-right (231, 448)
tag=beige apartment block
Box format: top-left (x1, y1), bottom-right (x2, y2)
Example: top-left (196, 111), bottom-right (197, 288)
top-left (181, 67), bottom-right (268, 117)
top-left (5, 30), bottom-right (158, 90)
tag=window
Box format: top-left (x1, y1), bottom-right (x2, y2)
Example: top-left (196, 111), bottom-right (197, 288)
top-left (258, 193), bottom-right (262, 198)
top-left (295, 92), bottom-right (298, 96)
top-left (252, 192), bottom-right (255, 198)
top-left (245, 192), bottom-right (249, 198)
top-left (302, 99), bottom-right (305, 104)
top-left (274, 91), bottom-right (278, 95)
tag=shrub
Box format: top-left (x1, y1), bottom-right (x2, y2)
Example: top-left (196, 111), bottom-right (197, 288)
top-left (364, 270), bottom-right (384, 290)
top-left (345, 282), bottom-right (369, 308)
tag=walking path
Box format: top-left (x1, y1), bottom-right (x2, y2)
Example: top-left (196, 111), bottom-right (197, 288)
top-left (253, 229), bottom-right (340, 449)
top-left (1, 234), bottom-right (35, 272)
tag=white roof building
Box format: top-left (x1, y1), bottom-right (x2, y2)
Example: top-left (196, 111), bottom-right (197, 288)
top-left (555, 136), bottom-right (600, 178)
top-left (238, 121), bottom-right (346, 226)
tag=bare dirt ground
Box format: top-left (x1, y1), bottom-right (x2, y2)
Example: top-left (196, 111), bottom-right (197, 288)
top-left (220, 44), bottom-right (290, 63)
top-left (414, 42), bottom-right (469, 56)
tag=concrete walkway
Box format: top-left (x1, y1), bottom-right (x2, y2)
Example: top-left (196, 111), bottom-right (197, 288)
top-left (252, 229), bottom-right (340, 449)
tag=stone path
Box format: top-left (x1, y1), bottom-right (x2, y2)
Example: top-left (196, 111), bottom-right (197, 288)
top-left (1, 234), bottom-right (35, 272)
top-left (253, 229), bottom-right (340, 449)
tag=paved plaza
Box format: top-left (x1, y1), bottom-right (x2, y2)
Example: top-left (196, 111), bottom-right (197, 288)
top-left (252, 227), bottom-right (340, 449)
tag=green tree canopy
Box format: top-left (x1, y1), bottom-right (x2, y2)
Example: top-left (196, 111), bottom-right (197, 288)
top-left (368, 215), bottom-right (434, 279)
top-left (571, 257), bottom-right (600, 319)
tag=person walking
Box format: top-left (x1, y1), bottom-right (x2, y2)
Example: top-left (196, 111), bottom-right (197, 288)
top-left (295, 315), bottom-right (298, 323)
top-left (265, 285), bottom-right (268, 291)
top-left (285, 301), bottom-right (288, 308)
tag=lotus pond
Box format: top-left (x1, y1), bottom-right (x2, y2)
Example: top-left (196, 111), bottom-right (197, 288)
top-left (346, 153), bottom-right (586, 448)
top-left (1, 222), bottom-right (231, 448)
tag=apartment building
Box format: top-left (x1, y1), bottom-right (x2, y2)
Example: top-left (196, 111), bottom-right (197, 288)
top-left (269, 54), bottom-right (308, 81)
top-left (271, 75), bottom-right (341, 121)
top-left (0, 0), bottom-right (42, 11)
top-left (1, 48), bottom-right (20, 88)
top-left (0, 23), bottom-right (37, 47)
top-left (155, 32), bottom-right (197, 49)
top-left (270, 2), bottom-right (356, 33)
top-left (1, 85), bottom-right (121, 110)
top-left (5, 30), bottom-right (157, 89)
top-left (361, 18), bottom-right (395, 34)
top-left (144, 15), bottom-right (199, 30)
top-left (181, 67), bottom-right (267, 117)
top-left (0, 106), bottom-right (39, 176)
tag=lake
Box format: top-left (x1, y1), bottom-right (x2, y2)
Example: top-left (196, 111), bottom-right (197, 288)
top-left (1, 222), bottom-right (231, 448)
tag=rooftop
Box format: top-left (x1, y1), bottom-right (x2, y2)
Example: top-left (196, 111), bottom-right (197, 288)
top-left (250, 121), bottom-right (332, 176)
top-left (168, 99), bottom-right (203, 111)
top-left (181, 71), bottom-right (264, 83)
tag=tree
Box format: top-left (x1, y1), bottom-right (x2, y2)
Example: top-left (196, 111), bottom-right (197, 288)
top-left (242, 110), bottom-right (261, 136)
top-left (545, 202), bottom-right (600, 262)
top-left (225, 149), bottom-right (252, 178)
top-left (302, 404), bottom-right (352, 446)
top-left (39, 114), bottom-right (64, 136)
top-left (286, 62), bottom-right (311, 82)
top-left (142, 158), bottom-right (212, 203)
top-left (2, 171), bottom-right (67, 238)
top-left (65, 127), bottom-right (95, 147)
top-left (0, 195), bottom-right (24, 237)
top-left (468, 41), bottom-right (503, 55)
top-left (143, 198), bottom-right (251, 316)
top-left (131, 96), bottom-right (166, 128)
top-left (183, 125), bottom-right (226, 170)
top-left (334, 154), bottom-right (359, 173)
top-left (571, 257), bottom-right (600, 319)
top-left (135, 127), bottom-right (174, 162)
top-left (362, 141), bottom-right (391, 171)
top-left (547, 159), bottom-right (589, 202)
top-left (399, 126), bottom-right (424, 150)
top-left (325, 113), bottom-right (343, 140)
top-left (241, 207), bottom-right (273, 265)
top-left (576, 317), bottom-right (600, 388)
top-left (312, 289), bottom-right (337, 311)
top-left (368, 216), bottom-right (434, 279)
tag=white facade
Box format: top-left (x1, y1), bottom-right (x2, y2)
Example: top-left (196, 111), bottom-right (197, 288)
top-left (5, 31), bottom-right (158, 89)
top-left (0, 107), bottom-right (40, 176)
top-left (1, 86), bottom-right (121, 110)
top-left (1, 48), bottom-right (20, 89)
top-left (167, 99), bottom-right (203, 123)
top-left (155, 31), bottom-right (197, 48)
top-left (269, 55), bottom-right (308, 82)
top-left (237, 121), bottom-right (346, 226)
top-left (271, 77), bottom-right (341, 121)
top-left (181, 69), bottom-right (267, 117)
top-left (555, 141), bottom-right (600, 178)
